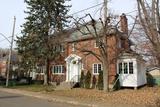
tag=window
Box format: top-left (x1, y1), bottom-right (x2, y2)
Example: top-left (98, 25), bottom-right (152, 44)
top-left (52, 65), bottom-right (64, 74)
top-left (129, 62), bottom-right (133, 74)
top-left (119, 63), bottom-right (122, 74)
top-left (124, 62), bottom-right (128, 74)
top-left (118, 62), bottom-right (134, 74)
top-left (54, 45), bottom-right (65, 52)
top-left (72, 43), bottom-right (75, 52)
top-left (60, 45), bottom-right (65, 52)
top-left (93, 64), bottom-right (102, 74)
top-left (94, 41), bottom-right (99, 48)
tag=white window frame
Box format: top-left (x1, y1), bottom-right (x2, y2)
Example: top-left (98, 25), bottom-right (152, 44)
top-left (93, 63), bottom-right (102, 75)
top-left (52, 65), bottom-right (64, 74)
top-left (60, 45), bottom-right (65, 52)
top-left (118, 62), bottom-right (134, 74)
top-left (94, 41), bottom-right (99, 48)
top-left (72, 43), bottom-right (75, 52)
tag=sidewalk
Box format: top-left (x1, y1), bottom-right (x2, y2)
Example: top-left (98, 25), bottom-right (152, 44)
top-left (0, 87), bottom-right (149, 107)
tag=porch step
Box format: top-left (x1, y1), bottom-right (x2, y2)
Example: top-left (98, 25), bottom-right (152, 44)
top-left (55, 82), bottom-right (77, 90)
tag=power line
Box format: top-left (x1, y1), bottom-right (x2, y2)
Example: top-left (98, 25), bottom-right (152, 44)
top-left (0, 36), bottom-right (12, 43)
top-left (70, 2), bottom-right (104, 16)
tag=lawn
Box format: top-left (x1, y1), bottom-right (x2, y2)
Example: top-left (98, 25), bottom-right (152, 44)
top-left (49, 86), bottom-right (160, 106)
top-left (8, 85), bottom-right (160, 107)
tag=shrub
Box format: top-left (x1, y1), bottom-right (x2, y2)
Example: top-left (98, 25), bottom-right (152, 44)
top-left (80, 71), bottom-right (85, 88)
top-left (146, 73), bottom-right (154, 87)
top-left (98, 70), bottom-right (103, 90)
top-left (85, 71), bottom-right (91, 89)
top-left (92, 75), bottom-right (97, 89)
top-left (112, 74), bottom-right (121, 91)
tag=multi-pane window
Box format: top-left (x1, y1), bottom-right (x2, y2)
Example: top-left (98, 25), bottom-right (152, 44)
top-left (118, 62), bottom-right (134, 74)
top-left (93, 64), bottom-right (102, 74)
top-left (54, 45), bottom-right (65, 52)
top-left (119, 63), bottom-right (122, 74)
top-left (52, 65), bottom-right (64, 74)
top-left (124, 62), bottom-right (128, 74)
top-left (129, 62), bottom-right (133, 74)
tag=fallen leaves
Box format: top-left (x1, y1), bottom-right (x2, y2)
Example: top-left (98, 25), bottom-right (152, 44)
top-left (49, 86), bottom-right (160, 106)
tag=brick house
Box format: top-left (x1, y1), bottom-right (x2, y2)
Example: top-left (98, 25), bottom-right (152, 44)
top-left (0, 53), bottom-right (19, 78)
top-left (48, 13), bottom-right (146, 88)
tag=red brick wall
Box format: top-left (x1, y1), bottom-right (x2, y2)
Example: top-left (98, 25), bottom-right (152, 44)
top-left (49, 53), bottom-right (66, 82)
top-left (67, 35), bottom-right (118, 83)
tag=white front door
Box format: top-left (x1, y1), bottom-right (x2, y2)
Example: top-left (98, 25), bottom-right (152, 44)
top-left (69, 63), bottom-right (79, 82)
top-left (65, 54), bottom-right (82, 82)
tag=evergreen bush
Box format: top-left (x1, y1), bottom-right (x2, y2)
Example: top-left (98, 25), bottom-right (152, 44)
top-left (112, 74), bottom-right (121, 91)
top-left (98, 70), bottom-right (103, 90)
top-left (92, 75), bottom-right (97, 89)
top-left (80, 71), bottom-right (85, 88)
top-left (85, 71), bottom-right (91, 89)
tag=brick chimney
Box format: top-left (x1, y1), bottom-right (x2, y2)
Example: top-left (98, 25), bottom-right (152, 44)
top-left (120, 13), bottom-right (128, 34)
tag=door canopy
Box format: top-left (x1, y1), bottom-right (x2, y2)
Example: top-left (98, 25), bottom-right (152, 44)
top-left (65, 54), bottom-right (81, 64)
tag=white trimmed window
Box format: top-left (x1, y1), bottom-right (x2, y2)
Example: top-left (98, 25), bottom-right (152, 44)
top-left (93, 64), bottom-right (102, 75)
top-left (52, 65), bottom-right (64, 74)
top-left (94, 41), bottom-right (99, 48)
top-left (72, 43), bottom-right (75, 52)
top-left (60, 45), bottom-right (65, 52)
top-left (118, 62), bottom-right (134, 74)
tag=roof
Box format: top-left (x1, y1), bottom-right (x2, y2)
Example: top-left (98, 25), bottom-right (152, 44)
top-left (118, 51), bottom-right (145, 61)
top-left (146, 67), bottom-right (160, 72)
top-left (0, 54), bottom-right (19, 63)
top-left (65, 21), bottom-right (126, 43)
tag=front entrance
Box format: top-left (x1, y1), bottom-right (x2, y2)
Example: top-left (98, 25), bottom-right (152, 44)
top-left (65, 54), bottom-right (82, 82)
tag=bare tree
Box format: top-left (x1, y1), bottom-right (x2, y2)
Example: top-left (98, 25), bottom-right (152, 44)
top-left (137, 0), bottom-right (160, 66)
top-left (70, 13), bottom-right (125, 92)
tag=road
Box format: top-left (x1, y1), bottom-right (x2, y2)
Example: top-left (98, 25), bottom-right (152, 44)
top-left (0, 91), bottom-right (86, 107)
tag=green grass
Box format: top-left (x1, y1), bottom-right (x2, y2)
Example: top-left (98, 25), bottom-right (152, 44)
top-left (8, 84), bottom-right (55, 92)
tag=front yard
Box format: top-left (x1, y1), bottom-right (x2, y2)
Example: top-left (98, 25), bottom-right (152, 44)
top-left (9, 85), bottom-right (160, 107)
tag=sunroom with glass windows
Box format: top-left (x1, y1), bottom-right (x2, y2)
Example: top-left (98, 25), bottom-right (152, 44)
top-left (117, 52), bottom-right (147, 88)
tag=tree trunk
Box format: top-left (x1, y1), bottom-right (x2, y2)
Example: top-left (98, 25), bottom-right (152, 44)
top-left (46, 58), bottom-right (50, 84)
top-left (43, 58), bottom-right (49, 85)
top-left (102, 56), bottom-right (109, 92)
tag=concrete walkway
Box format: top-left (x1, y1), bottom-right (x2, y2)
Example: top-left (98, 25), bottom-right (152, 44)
top-left (0, 88), bottom-right (147, 107)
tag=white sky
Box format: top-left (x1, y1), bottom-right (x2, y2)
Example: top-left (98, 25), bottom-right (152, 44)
top-left (0, 0), bottom-right (137, 49)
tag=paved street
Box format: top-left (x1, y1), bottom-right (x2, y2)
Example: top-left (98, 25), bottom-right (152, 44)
top-left (0, 91), bottom-right (86, 107)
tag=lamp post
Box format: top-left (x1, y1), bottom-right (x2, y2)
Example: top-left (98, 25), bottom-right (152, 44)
top-left (0, 16), bottom-right (16, 87)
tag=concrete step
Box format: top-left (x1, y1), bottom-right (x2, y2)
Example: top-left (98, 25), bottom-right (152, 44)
top-left (55, 82), bottom-right (72, 90)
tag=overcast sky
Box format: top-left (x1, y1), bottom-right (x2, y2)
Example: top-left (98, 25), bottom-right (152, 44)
top-left (0, 0), bottom-right (136, 49)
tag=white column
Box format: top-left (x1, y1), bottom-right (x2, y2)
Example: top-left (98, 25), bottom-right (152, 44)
top-left (66, 62), bottom-right (69, 82)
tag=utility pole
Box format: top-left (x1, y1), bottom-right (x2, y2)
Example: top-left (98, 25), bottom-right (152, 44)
top-left (104, 0), bottom-right (108, 21)
top-left (6, 16), bottom-right (16, 87)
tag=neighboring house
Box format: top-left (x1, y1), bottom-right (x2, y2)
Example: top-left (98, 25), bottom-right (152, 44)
top-left (47, 13), bottom-right (146, 88)
top-left (0, 57), bottom-right (7, 77)
top-left (0, 52), bottom-right (19, 78)
top-left (147, 67), bottom-right (160, 85)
